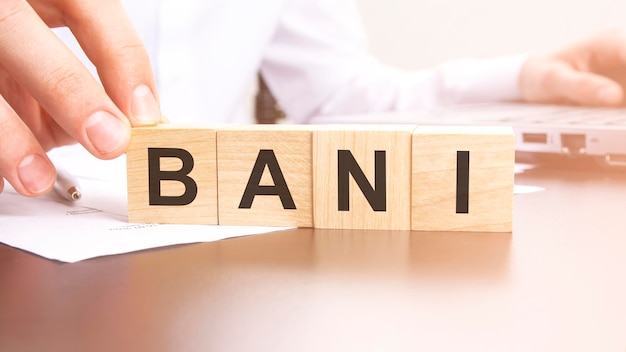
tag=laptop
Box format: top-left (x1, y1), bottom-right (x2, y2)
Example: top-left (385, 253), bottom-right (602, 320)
top-left (311, 103), bottom-right (626, 168)
top-left (419, 103), bottom-right (626, 168)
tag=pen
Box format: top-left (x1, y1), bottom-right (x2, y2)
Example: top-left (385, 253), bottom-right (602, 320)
top-left (54, 168), bottom-right (82, 201)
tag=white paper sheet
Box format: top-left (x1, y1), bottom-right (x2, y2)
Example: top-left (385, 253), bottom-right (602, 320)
top-left (0, 146), bottom-right (291, 263)
top-left (513, 184), bottom-right (544, 194)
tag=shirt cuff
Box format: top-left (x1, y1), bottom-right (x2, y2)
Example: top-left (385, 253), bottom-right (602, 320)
top-left (435, 53), bottom-right (529, 105)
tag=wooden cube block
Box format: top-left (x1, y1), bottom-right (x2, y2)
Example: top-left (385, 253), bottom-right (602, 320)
top-left (127, 126), bottom-right (218, 224)
top-left (217, 125), bottom-right (313, 227)
top-left (411, 126), bottom-right (514, 232)
top-left (313, 125), bottom-right (414, 230)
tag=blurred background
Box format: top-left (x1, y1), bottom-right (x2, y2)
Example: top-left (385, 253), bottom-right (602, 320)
top-left (257, 0), bottom-right (626, 123)
top-left (357, 0), bottom-right (626, 68)
top-left (58, 0), bottom-right (626, 122)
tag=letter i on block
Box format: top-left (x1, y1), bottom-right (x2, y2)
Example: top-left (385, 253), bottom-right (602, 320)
top-left (127, 126), bottom-right (218, 224)
top-left (217, 125), bottom-right (313, 227)
top-left (411, 126), bottom-right (514, 232)
top-left (313, 125), bottom-right (414, 230)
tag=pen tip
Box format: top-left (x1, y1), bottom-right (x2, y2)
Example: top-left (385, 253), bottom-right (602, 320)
top-left (68, 187), bottom-right (81, 201)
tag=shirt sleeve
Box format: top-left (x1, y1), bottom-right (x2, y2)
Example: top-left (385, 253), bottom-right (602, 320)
top-left (260, 0), bottom-right (528, 123)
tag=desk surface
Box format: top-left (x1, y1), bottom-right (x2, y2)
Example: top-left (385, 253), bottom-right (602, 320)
top-left (1, 163), bottom-right (626, 351)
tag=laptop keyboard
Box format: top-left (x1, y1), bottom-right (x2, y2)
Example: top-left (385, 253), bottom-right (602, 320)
top-left (437, 103), bottom-right (626, 126)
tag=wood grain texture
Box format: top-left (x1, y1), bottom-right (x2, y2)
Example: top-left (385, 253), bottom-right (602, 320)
top-left (127, 126), bottom-right (218, 224)
top-left (411, 126), bottom-right (514, 232)
top-left (313, 125), bottom-right (414, 230)
top-left (217, 125), bottom-right (313, 226)
top-left (126, 124), bottom-right (514, 232)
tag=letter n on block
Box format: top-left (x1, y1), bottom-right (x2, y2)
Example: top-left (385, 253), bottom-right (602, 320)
top-left (126, 126), bottom-right (218, 224)
top-left (313, 125), bottom-right (414, 230)
top-left (411, 126), bottom-right (514, 232)
top-left (217, 125), bottom-right (313, 227)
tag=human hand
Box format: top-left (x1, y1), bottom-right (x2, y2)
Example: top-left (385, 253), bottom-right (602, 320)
top-left (520, 29), bottom-right (626, 107)
top-left (0, 0), bottom-right (160, 197)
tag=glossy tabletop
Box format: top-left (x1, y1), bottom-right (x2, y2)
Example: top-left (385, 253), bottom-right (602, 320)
top-left (1, 161), bottom-right (626, 351)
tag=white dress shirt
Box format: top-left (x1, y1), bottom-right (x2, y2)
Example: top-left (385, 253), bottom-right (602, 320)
top-left (57, 0), bottom-right (527, 124)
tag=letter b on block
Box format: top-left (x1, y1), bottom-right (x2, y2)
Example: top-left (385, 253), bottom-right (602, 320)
top-left (412, 126), bottom-right (514, 232)
top-left (148, 148), bottom-right (197, 206)
top-left (127, 126), bottom-right (218, 224)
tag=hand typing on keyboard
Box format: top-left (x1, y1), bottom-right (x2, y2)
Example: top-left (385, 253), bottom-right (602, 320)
top-left (519, 29), bottom-right (626, 108)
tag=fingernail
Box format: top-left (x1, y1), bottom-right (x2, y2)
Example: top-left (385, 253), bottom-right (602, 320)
top-left (597, 85), bottom-right (622, 104)
top-left (131, 85), bottom-right (160, 125)
top-left (86, 111), bottom-right (128, 154)
top-left (18, 154), bottom-right (55, 194)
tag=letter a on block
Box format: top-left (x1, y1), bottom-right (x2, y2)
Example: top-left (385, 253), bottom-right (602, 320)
top-left (313, 125), bottom-right (413, 230)
top-left (411, 126), bottom-right (514, 232)
top-left (127, 126), bottom-right (218, 225)
top-left (217, 125), bottom-right (313, 227)
top-left (238, 149), bottom-right (297, 210)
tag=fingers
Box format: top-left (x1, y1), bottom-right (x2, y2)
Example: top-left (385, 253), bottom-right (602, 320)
top-left (0, 0), bottom-right (159, 197)
top-left (546, 64), bottom-right (624, 106)
top-left (520, 56), bottom-right (625, 107)
top-left (0, 66), bottom-right (73, 150)
top-left (578, 29), bottom-right (626, 69)
top-left (61, 0), bottom-right (161, 127)
top-left (0, 94), bottom-right (55, 196)
top-left (521, 29), bottom-right (626, 107)
top-left (0, 1), bottom-right (130, 160)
